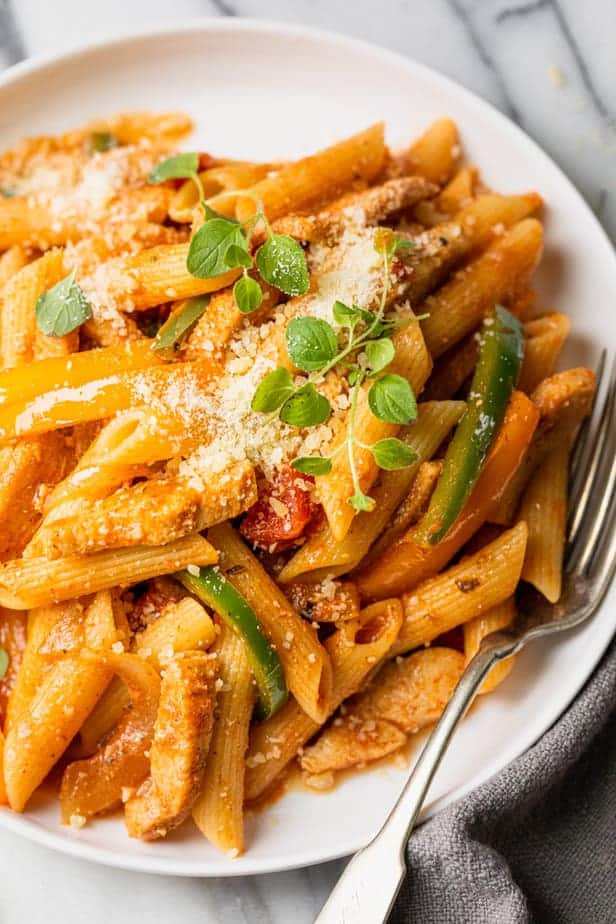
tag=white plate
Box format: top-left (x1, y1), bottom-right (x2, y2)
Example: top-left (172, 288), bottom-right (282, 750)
top-left (1, 19), bottom-right (615, 878)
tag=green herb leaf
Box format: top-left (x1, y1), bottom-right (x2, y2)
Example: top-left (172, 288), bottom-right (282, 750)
top-left (0, 648), bottom-right (8, 681)
top-left (279, 384), bottom-right (331, 427)
top-left (256, 234), bottom-right (309, 296)
top-left (348, 491), bottom-right (376, 512)
top-left (152, 296), bottom-right (210, 356)
top-left (251, 367), bottom-right (295, 413)
top-left (148, 152), bottom-right (200, 184)
top-left (0, 186), bottom-right (17, 198)
top-left (332, 300), bottom-right (362, 327)
top-left (368, 374), bottom-right (417, 424)
top-left (286, 317), bottom-right (338, 372)
top-left (187, 219), bottom-right (246, 279)
top-left (35, 271), bottom-right (92, 337)
top-left (371, 438), bottom-right (418, 471)
top-left (291, 456), bottom-right (333, 476)
top-left (88, 131), bottom-right (118, 154)
top-left (365, 337), bottom-right (395, 375)
top-left (394, 236), bottom-right (416, 252)
top-left (234, 275), bottom-right (263, 314)
top-left (225, 243), bottom-right (253, 269)
top-left (348, 368), bottom-right (365, 387)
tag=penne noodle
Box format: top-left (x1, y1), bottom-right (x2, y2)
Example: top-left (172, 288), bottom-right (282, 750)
top-left (398, 118), bottom-right (460, 185)
top-left (518, 312), bottom-right (570, 393)
top-left (0, 245), bottom-right (29, 290)
top-left (413, 165), bottom-right (478, 226)
top-left (391, 522), bottom-right (528, 656)
top-left (192, 628), bottom-right (255, 856)
top-left (519, 444), bottom-right (569, 602)
top-left (208, 523), bottom-right (332, 725)
top-left (0, 533), bottom-right (217, 610)
top-left (235, 123), bottom-right (386, 223)
top-left (0, 249), bottom-right (70, 369)
top-left (0, 607), bottom-right (27, 726)
top-left (421, 218), bottom-right (544, 359)
top-left (279, 401), bottom-right (465, 583)
top-left (464, 597), bottom-right (516, 694)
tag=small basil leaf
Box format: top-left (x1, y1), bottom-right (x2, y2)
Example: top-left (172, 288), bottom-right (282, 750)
top-left (0, 186), bottom-right (17, 198)
top-left (148, 152), bottom-right (200, 184)
top-left (234, 276), bottom-right (263, 314)
top-left (332, 300), bottom-right (362, 327)
top-left (394, 236), bottom-right (416, 252)
top-left (348, 492), bottom-right (376, 513)
top-left (256, 234), bottom-right (309, 296)
top-left (35, 272), bottom-right (92, 337)
top-left (279, 384), bottom-right (331, 427)
top-left (365, 337), bottom-right (395, 375)
top-left (88, 131), bottom-right (118, 154)
top-left (291, 456), bottom-right (333, 476)
top-left (225, 243), bottom-right (253, 269)
top-left (368, 374), bottom-right (417, 424)
top-left (371, 438), bottom-right (418, 471)
top-left (152, 296), bottom-right (210, 356)
top-left (187, 219), bottom-right (246, 279)
top-left (0, 648), bottom-right (8, 681)
top-left (286, 317), bottom-right (338, 372)
top-left (251, 367), bottom-right (295, 413)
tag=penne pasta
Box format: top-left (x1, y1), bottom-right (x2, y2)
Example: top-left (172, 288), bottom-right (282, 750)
top-left (192, 628), bottom-right (255, 856)
top-left (518, 312), bottom-right (570, 393)
top-left (235, 123), bottom-right (386, 223)
top-left (391, 522), bottom-right (528, 656)
top-left (421, 218), bottom-right (544, 359)
top-left (519, 444), bottom-right (569, 602)
top-left (464, 597), bottom-right (516, 695)
top-left (0, 533), bottom-right (217, 610)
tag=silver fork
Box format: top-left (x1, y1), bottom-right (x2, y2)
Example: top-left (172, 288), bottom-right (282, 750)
top-left (316, 352), bottom-right (613, 924)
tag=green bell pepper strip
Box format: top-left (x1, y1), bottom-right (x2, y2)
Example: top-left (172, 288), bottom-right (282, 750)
top-left (422, 305), bottom-right (525, 545)
top-left (177, 565), bottom-right (288, 719)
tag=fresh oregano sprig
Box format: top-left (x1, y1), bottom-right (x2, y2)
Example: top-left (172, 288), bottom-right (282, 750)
top-left (148, 155), bottom-right (309, 311)
top-left (252, 230), bottom-right (425, 511)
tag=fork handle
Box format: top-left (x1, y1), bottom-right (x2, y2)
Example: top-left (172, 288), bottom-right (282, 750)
top-left (314, 645), bottom-right (501, 924)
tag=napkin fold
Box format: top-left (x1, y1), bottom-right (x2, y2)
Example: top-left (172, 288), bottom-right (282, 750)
top-left (391, 639), bottom-right (616, 924)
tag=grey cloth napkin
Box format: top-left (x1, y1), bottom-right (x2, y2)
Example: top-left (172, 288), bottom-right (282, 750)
top-left (391, 639), bottom-right (616, 924)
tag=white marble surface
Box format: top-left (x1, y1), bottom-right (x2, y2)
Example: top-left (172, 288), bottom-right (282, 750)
top-left (0, 2), bottom-right (615, 921)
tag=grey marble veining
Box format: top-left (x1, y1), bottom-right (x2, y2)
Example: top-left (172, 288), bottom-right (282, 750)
top-left (0, 2), bottom-right (615, 922)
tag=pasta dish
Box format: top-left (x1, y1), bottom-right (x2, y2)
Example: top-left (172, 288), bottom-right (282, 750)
top-left (0, 112), bottom-right (594, 855)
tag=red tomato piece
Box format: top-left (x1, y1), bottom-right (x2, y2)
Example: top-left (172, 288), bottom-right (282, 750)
top-left (240, 467), bottom-right (320, 550)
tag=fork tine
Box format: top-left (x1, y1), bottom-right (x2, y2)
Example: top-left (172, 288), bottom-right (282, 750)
top-left (567, 358), bottom-right (616, 575)
top-left (567, 349), bottom-right (608, 545)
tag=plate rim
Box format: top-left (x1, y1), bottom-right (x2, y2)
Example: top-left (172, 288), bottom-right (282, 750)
top-left (1, 16), bottom-right (615, 877)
